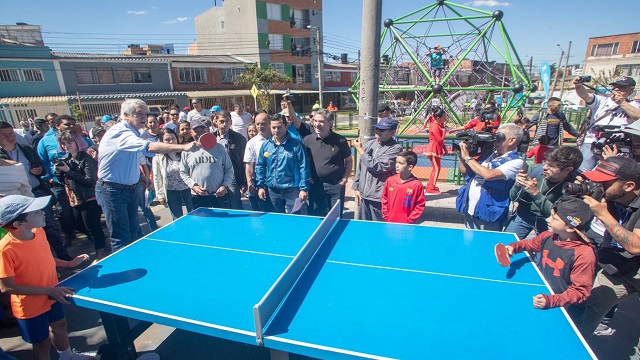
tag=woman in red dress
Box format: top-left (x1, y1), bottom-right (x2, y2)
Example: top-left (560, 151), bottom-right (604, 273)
top-left (423, 107), bottom-right (447, 194)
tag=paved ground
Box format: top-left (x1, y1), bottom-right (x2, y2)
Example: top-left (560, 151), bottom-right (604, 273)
top-left (0, 181), bottom-right (637, 359)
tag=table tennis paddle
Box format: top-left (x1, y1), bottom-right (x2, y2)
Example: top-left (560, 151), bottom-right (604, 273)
top-left (200, 133), bottom-right (217, 150)
top-left (495, 243), bottom-right (510, 267)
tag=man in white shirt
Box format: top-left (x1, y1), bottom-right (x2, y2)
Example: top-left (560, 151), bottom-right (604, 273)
top-left (230, 103), bottom-right (253, 140)
top-left (575, 76), bottom-right (640, 172)
top-left (243, 111), bottom-right (273, 212)
top-left (186, 98), bottom-right (212, 123)
top-left (456, 123), bottom-right (524, 231)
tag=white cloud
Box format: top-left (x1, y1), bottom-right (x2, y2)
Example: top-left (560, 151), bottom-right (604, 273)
top-left (465, 0), bottom-right (510, 7)
top-left (164, 17), bottom-right (191, 24)
top-left (127, 10), bottom-right (148, 15)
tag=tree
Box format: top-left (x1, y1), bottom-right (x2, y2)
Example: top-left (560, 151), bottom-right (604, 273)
top-left (590, 68), bottom-right (623, 90)
top-left (234, 63), bottom-right (292, 111)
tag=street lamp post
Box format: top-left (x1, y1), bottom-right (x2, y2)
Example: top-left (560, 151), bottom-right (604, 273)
top-left (308, 25), bottom-right (324, 108)
top-left (550, 43), bottom-right (564, 98)
top-left (559, 41), bottom-right (572, 99)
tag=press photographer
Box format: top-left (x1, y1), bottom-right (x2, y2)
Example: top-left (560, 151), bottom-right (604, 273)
top-left (574, 76), bottom-right (640, 172)
top-left (456, 123), bottom-right (523, 231)
top-left (601, 120), bottom-right (640, 160)
top-left (577, 156), bottom-right (640, 354)
top-left (449, 105), bottom-right (501, 134)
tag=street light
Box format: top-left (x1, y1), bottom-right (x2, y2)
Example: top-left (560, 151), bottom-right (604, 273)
top-left (308, 25), bottom-right (324, 108)
top-left (550, 43), bottom-right (565, 97)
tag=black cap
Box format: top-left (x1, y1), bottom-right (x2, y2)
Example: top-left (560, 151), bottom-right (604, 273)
top-left (553, 196), bottom-right (594, 231)
top-left (33, 117), bottom-right (46, 124)
top-left (582, 156), bottom-right (640, 183)
top-left (377, 103), bottom-right (391, 113)
top-left (609, 76), bottom-right (636, 87)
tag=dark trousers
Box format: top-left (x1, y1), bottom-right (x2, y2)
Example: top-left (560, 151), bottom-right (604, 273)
top-left (357, 199), bottom-right (383, 221)
top-left (269, 187), bottom-right (303, 214)
top-left (72, 200), bottom-right (106, 251)
top-left (248, 191), bottom-right (275, 212)
top-left (33, 186), bottom-right (71, 260)
top-left (308, 181), bottom-right (345, 217)
top-left (227, 182), bottom-right (244, 210)
top-left (166, 189), bottom-right (194, 220)
top-left (192, 194), bottom-right (231, 209)
top-left (96, 181), bottom-right (140, 251)
top-left (49, 183), bottom-right (79, 240)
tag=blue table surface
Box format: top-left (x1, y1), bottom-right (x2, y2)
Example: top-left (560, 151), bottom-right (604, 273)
top-left (59, 209), bottom-right (595, 360)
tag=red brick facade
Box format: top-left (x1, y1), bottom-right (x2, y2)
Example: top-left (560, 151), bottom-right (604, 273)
top-left (585, 32), bottom-right (640, 60)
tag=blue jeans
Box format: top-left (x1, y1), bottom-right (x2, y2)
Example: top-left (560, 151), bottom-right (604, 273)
top-left (504, 212), bottom-right (549, 240)
top-left (579, 143), bottom-right (599, 173)
top-left (96, 181), bottom-right (139, 251)
top-left (136, 181), bottom-right (158, 231)
top-left (269, 187), bottom-right (303, 214)
top-left (166, 189), bottom-right (194, 220)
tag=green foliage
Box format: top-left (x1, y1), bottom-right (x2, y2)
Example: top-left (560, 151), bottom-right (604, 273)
top-left (234, 63), bottom-right (291, 110)
top-left (70, 105), bottom-right (87, 122)
top-left (589, 68), bottom-right (623, 89)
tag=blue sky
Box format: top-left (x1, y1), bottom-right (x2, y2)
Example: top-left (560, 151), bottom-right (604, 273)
top-left (1, 0), bottom-right (638, 71)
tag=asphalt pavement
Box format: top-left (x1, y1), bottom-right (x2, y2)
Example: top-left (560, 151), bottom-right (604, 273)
top-left (0, 181), bottom-right (637, 359)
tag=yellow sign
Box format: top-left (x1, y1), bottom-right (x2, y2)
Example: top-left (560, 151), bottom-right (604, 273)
top-left (250, 85), bottom-right (259, 99)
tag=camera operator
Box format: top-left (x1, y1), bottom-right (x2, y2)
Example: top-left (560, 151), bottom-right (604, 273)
top-left (574, 76), bottom-right (640, 172)
top-left (601, 120), bottom-right (640, 160)
top-left (577, 156), bottom-right (640, 354)
top-left (449, 105), bottom-right (501, 134)
top-left (528, 97), bottom-right (579, 148)
top-left (456, 123), bottom-right (523, 231)
top-left (504, 146), bottom-right (583, 239)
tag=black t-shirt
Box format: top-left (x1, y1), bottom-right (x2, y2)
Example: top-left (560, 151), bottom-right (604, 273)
top-left (303, 131), bottom-right (351, 184)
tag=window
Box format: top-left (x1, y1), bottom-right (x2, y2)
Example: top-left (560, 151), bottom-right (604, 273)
top-left (0, 69), bottom-right (20, 82)
top-left (290, 9), bottom-right (310, 29)
top-left (291, 38), bottom-right (311, 57)
top-left (616, 64), bottom-right (640, 77)
top-left (75, 67), bottom-right (115, 85)
top-left (324, 71), bottom-right (341, 82)
top-left (292, 64), bottom-right (311, 83)
top-left (221, 68), bottom-right (245, 84)
top-left (266, 3), bottom-right (281, 21)
top-left (350, 71), bottom-right (358, 82)
top-left (272, 63), bottom-right (285, 75)
top-left (178, 67), bottom-right (206, 83)
top-left (590, 42), bottom-right (620, 57)
top-left (118, 68), bottom-right (152, 83)
top-left (268, 34), bottom-right (283, 50)
top-left (22, 69), bottom-right (44, 82)
top-left (217, 16), bottom-right (225, 30)
top-left (632, 40), bottom-right (640, 54)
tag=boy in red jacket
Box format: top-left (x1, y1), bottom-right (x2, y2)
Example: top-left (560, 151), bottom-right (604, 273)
top-left (503, 195), bottom-right (597, 319)
top-left (382, 151), bottom-right (426, 223)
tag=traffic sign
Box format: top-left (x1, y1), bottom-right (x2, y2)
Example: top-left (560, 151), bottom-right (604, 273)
top-left (250, 85), bottom-right (259, 99)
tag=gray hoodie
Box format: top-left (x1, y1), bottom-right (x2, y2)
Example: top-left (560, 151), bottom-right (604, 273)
top-left (180, 143), bottom-right (233, 195)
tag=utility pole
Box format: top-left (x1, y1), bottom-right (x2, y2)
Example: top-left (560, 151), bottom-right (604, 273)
top-left (309, 26), bottom-right (324, 108)
top-left (359, 0), bottom-right (383, 139)
top-left (528, 56), bottom-right (533, 81)
top-left (560, 41), bottom-right (572, 99)
top-left (550, 45), bottom-right (564, 98)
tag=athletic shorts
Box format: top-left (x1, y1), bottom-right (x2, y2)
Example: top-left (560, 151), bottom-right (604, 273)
top-left (16, 302), bottom-right (65, 344)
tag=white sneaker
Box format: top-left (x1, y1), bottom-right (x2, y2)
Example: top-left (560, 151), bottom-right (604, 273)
top-left (69, 349), bottom-right (97, 360)
top-left (593, 323), bottom-right (615, 336)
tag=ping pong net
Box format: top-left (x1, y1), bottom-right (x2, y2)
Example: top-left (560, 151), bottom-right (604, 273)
top-left (253, 200), bottom-right (341, 345)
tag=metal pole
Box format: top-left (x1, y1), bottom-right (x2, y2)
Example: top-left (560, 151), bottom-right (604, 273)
top-left (560, 41), bottom-right (572, 99)
top-left (318, 27), bottom-right (324, 108)
top-left (359, 0), bottom-right (383, 140)
top-left (550, 49), bottom-right (563, 97)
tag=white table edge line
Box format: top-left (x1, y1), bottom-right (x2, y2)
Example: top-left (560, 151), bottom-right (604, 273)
top-left (142, 237), bottom-right (296, 259)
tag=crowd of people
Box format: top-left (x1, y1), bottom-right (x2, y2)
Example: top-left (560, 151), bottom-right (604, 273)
top-left (0, 74), bottom-right (639, 358)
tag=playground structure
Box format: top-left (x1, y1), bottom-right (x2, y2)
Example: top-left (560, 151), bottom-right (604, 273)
top-left (350, 0), bottom-right (536, 134)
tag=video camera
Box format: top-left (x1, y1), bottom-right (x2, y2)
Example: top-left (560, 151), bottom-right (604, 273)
top-left (562, 180), bottom-right (605, 202)
top-left (452, 130), bottom-right (506, 157)
top-left (590, 125), bottom-right (632, 156)
top-left (577, 75), bottom-right (592, 83)
top-left (478, 107), bottom-right (498, 132)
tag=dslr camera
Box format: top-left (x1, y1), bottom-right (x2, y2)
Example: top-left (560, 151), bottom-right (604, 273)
top-left (590, 125), bottom-right (631, 156)
top-left (577, 75), bottom-right (592, 83)
top-left (452, 130), bottom-right (506, 157)
top-left (562, 180), bottom-right (605, 202)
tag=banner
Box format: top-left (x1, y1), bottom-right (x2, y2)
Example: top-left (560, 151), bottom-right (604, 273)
top-left (540, 62), bottom-right (551, 99)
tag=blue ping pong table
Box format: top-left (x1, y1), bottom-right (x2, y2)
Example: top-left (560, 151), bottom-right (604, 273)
top-left (59, 202), bottom-right (596, 359)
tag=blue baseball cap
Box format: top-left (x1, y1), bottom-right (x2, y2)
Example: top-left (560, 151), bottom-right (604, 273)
top-left (375, 117), bottom-right (399, 130)
top-left (0, 195), bottom-right (51, 227)
top-left (210, 105), bottom-right (222, 112)
top-left (101, 115), bottom-right (113, 124)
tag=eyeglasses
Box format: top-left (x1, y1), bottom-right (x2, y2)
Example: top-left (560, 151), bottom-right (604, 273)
top-left (170, 113), bottom-right (179, 116)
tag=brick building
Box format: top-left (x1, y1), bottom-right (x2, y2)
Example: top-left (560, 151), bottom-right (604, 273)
top-left (583, 32), bottom-right (640, 92)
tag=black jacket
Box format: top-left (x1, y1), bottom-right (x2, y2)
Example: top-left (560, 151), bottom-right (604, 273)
top-left (58, 151), bottom-right (99, 203)
top-left (214, 129), bottom-right (247, 187)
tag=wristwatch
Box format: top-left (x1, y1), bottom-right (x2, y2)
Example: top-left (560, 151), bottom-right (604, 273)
top-left (464, 157), bottom-right (473, 163)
